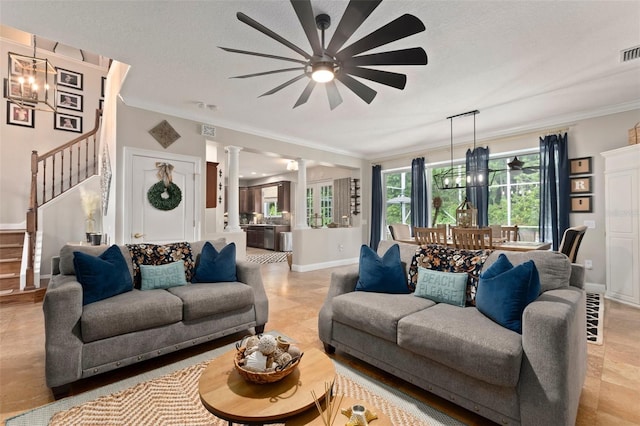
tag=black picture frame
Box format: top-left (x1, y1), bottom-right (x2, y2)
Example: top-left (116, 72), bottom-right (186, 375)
top-left (57, 90), bottom-right (83, 112)
top-left (570, 176), bottom-right (593, 194)
top-left (54, 112), bottom-right (82, 133)
top-left (569, 157), bottom-right (592, 175)
top-left (4, 78), bottom-right (37, 101)
top-left (570, 196), bottom-right (593, 213)
top-left (56, 67), bottom-right (83, 90)
top-left (6, 101), bottom-right (35, 128)
top-left (9, 55), bottom-right (31, 76)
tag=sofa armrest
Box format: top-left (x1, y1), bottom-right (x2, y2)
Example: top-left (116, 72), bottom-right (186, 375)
top-left (569, 263), bottom-right (585, 289)
top-left (318, 266), bottom-right (359, 344)
top-left (42, 275), bottom-right (84, 388)
top-left (236, 260), bottom-right (269, 328)
top-left (519, 287), bottom-right (586, 426)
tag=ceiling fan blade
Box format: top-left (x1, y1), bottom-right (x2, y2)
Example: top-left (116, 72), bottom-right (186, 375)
top-left (335, 73), bottom-right (377, 104)
top-left (293, 79), bottom-right (317, 108)
top-left (259, 74), bottom-right (307, 97)
top-left (336, 14), bottom-right (425, 61)
top-left (219, 47), bottom-right (308, 65)
top-left (343, 67), bottom-right (406, 89)
top-left (290, 0), bottom-right (323, 56)
top-left (325, 80), bottom-right (343, 110)
top-left (326, 0), bottom-right (382, 56)
top-left (237, 12), bottom-right (312, 60)
top-left (231, 67), bottom-right (306, 79)
top-left (343, 47), bottom-right (427, 66)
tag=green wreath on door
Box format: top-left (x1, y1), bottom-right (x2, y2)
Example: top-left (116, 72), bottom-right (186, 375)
top-left (147, 162), bottom-right (182, 211)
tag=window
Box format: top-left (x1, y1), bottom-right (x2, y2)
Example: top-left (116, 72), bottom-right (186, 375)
top-left (383, 171), bottom-right (412, 237)
top-left (307, 181), bottom-right (333, 226)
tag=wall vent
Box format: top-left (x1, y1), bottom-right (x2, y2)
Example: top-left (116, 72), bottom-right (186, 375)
top-left (201, 124), bottom-right (216, 137)
top-left (621, 45), bottom-right (640, 62)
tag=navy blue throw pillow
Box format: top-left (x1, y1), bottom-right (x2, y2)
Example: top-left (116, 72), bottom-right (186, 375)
top-left (73, 245), bottom-right (133, 305)
top-left (476, 254), bottom-right (541, 334)
top-left (355, 244), bottom-right (409, 294)
top-left (192, 242), bottom-right (237, 283)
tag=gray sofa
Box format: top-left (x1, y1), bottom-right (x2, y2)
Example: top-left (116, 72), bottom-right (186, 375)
top-left (44, 240), bottom-right (268, 396)
top-left (319, 240), bottom-right (587, 426)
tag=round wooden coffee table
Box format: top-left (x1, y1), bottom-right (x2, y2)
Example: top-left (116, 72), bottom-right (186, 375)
top-left (199, 347), bottom-right (336, 425)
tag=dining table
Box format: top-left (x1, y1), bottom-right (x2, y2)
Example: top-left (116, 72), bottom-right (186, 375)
top-left (393, 238), bottom-right (551, 252)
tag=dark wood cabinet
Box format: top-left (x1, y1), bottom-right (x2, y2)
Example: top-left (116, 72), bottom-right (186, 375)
top-left (206, 162), bottom-right (218, 208)
top-left (239, 187), bottom-right (255, 213)
top-left (246, 226), bottom-right (265, 249)
top-left (252, 187), bottom-right (262, 214)
top-left (277, 181), bottom-right (291, 212)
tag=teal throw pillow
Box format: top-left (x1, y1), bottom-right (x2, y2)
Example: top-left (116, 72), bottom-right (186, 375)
top-left (476, 254), bottom-right (541, 334)
top-left (73, 245), bottom-right (133, 305)
top-left (192, 242), bottom-right (237, 283)
top-left (414, 266), bottom-right (468, 307)
top-left (355, 244), bottom-right (409, 294)
top-left (140, 260), bottom-right (187, 290)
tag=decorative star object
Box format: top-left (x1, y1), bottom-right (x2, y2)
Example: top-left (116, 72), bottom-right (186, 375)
top-left (149, 120), bottom-right (181, 148)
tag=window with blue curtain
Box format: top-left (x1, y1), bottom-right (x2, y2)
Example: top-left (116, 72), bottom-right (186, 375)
top-left (539, 133), bottom-right (570, 250)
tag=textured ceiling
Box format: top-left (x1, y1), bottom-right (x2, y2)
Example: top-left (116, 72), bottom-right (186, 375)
top-left (2, 1), bottom-right (639, 164)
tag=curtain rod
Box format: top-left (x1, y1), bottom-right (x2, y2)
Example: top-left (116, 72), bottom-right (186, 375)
top-left (541, 127), bottom-right (570, 136)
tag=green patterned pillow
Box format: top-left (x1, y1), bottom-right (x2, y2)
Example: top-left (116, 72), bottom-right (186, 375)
top-left (140, 260), bottom-right (187, 290)
top-left (414, 266), bottom-right (468, 307)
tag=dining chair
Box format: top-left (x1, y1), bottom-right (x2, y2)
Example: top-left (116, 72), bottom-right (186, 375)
top-left (558, 225), bottom-right (587, 262)
top-left (388, 223), bottom-right (412, 241)
top-left (414, 227), bottom-right (448, 245)
top-left (500, 225), bottom-right (519, 242)
top-left (451, 227), bottom-right (493, 250)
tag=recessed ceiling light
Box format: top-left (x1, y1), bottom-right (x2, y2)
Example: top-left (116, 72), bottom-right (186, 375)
top-left (251, 172), bottom-right (257, 175)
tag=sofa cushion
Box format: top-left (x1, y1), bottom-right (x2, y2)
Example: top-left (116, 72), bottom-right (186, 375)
top-left (167, 282), bottom-right (255, 321)
top-left (408, 245), bottom-right (491, 304)
top-left (398, 303), bottom-right (523, 387)
top-left (81, 288), bottom-right (183, 342)
top-left (356, 244), bottom-right (410, 294)
top-left (476, 255), bottom-right (541, 333)
top-left (483, 250), bottom-right (570, 293)
top-left (60, 244), bottom-right (133, 278)
top-left (73, 245), bottom-right (133, 305)
top-left (126, 242), bottom-right (195, 288)
top-left (191, 242), bottom-right (237, 283)
top-left (414, 266), bottom-right (468, 307)
top-left (140, 260), bottom-right (187, 290)
top-left (333, 292), bottom-right (435, 342)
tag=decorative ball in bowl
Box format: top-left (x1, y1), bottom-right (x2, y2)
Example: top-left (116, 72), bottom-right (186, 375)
top-left (234, 335), bottom-right (303, 384)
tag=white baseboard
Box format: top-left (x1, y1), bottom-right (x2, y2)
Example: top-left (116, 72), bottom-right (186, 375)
top-left (292, 257), bottom-right (359, 272)
top-left (585, 282), bottom-right (605, 294)
top-left (0, 222), bottom-right (26, 230)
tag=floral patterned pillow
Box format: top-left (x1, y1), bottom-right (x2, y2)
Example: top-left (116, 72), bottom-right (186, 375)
top-left (126, 242), bottom-right (195, 288)
top-left (408, 244), bottom-right (492, 305)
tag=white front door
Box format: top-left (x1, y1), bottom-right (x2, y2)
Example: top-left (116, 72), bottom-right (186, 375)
top-left (126, 149), bottom-right (199, 244)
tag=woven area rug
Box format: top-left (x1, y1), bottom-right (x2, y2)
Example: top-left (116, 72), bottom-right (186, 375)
top-left (6, 337), bottom-right (462, 426)
top-left (246, 252), bottom-right (288, 264)
top-left (586, 292), bottom-right (604, 345)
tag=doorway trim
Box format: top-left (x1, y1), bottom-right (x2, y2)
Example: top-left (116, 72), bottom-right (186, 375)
top-left (122, 147), bottom-right (202, 243)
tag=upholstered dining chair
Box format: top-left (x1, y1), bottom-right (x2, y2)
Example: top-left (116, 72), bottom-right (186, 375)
top-left (388, 223), bottom-right (412, 241)
top-left (558, 225), bottom-right (587, 262)
top-left (452, 227), bottom-right (493, 250)
top-left (414, 227), bottom-right (448, 245)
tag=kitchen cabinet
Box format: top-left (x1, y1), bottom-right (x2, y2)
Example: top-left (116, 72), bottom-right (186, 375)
top-left (277, 181), bottom-right (291, 212)
top-left (239, 187), bottom-right (254, 213)
top-left (246, 226), bottom-right (265, 249)
top-left (602, 144), bottom-right (640, 307)
top-left (252, 187), bottom-right (262, 214)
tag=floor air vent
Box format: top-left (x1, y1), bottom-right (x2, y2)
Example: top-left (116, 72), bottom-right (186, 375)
top-left (621, 45), bottom-right (640, 62)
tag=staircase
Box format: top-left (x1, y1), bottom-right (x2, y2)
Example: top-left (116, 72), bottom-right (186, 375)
top-left (0, 229), bottom-right (45, 304)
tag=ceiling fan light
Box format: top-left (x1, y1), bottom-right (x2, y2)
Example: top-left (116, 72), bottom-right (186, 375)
top-left (311, 63), bottom-right (334, 83)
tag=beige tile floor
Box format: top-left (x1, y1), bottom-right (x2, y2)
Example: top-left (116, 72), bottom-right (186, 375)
top-left (1, 250), bottom-right (639, 425)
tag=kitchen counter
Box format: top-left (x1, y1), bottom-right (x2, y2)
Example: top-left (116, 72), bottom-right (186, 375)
top-left (243, 225), bottom-right (290, 250)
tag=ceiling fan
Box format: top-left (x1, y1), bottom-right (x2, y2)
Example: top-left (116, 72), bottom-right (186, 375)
top-left (219, 0), bottom-right (428, 110)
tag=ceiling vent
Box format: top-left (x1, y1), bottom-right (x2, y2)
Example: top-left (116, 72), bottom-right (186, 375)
top-left (201, 124), bottom-right (216, 137)
top-left (621, 45), bottom-right (640, 62)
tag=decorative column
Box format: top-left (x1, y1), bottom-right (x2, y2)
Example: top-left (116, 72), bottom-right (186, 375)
top-left (295, 158), bottom-right (310, 229)
top-left (225, 146), bottom-right (242, 232)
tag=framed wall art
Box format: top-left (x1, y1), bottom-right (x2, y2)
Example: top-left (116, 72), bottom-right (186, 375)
top-left (56, 67), bottom-right (83, 90)
top-left (569, 157), bottom-right (592, 175)
top-left (54, 112), bottom-right (82, 133)
top-left (9, 55), bottom-right (31, 75)
top-left (57, 90), bottom-right (83, 112)
top-left (6, 101), bottom-right (34, 128)
top-left (570, 196), bottom-right (593, 213)
top-left (570, 176), bottom-right (592, 194)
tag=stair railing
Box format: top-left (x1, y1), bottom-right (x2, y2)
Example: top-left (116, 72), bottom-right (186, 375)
top-left (24, 109), bottom-right (102, 288)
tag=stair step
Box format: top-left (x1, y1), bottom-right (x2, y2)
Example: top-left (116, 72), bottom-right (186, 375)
top-left (0, 230), bottom-right (25, 246)
top-left (0, 259), bottom-right (21, 275)
top-left (0, 287), bottom-right (46, 304)
top-left (0, 245), bottom-right (23, 260)
top-left (0, 273), bottom-right (20, 291)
